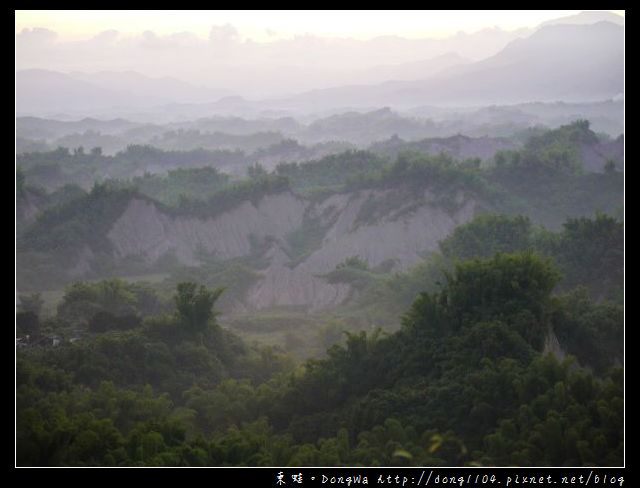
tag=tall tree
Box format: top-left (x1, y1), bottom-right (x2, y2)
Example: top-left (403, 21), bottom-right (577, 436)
top-left (174, 282), bottom-right (224, 333)
top-left (18, 292), bottom-right (44, 317)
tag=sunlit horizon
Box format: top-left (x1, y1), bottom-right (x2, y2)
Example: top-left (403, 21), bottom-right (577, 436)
top-left (16, 10), bottom-right (624, 42)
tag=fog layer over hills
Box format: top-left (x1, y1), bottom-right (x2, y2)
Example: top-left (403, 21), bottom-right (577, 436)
top-left (16, 13), bottom-right (624, 118)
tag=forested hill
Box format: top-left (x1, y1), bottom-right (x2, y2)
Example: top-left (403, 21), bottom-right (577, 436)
top-left (17, 122), bottom-right (623, 313)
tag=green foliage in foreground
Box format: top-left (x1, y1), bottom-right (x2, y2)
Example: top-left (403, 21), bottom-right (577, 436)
top-left (55, 279), bottom-right (168, 328)
top-left (17, 253), bottom-right (622, 466)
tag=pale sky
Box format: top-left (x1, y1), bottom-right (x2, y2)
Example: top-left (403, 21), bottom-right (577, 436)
top-left (15, 10), bottom-right (624, 42)
top-left (15, 9), bottom-right (625, 99)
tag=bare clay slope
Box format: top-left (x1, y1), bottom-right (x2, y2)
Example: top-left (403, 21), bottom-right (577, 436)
top-left (106, 189), bottom-right (477, 311)
top-left (108, 192), bottom-right (306, 265)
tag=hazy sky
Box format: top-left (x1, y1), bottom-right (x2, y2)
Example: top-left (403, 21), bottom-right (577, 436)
top-left (15, 10), bottom-right (625, 99)
top-left (15, 10), bottom-right (623, 41)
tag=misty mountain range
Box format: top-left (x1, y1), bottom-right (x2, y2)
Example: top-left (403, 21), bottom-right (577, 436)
top-left (16, 14), bottom-right (624, 119)
top-left (271, 21), bottom-right (623, 111)
top-left (15, 70), bottom-right (233, 115)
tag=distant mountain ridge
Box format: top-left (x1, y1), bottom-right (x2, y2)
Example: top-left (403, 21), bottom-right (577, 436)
top-left (15, 17), bottom-right (623, 117)
top-left (540, 10), bottom-right (624, 27)
top-left (278, 21), bottom-right (623, 110)
top-left (69, 71), bottom-right (232, 103)
top-left (16, 69), bottom-right (232, 116)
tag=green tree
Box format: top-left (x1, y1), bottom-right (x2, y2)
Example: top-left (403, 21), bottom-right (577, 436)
top-left (19, 293), bottom-right (44, 316)
top-left (404, 252), bottom-right (560, 350)
top-left (556, 213), bottom-right (623, 298)
top-left (439, 214), bottom-right (533, 260)
top-left (16, 311), bottom-right (40, 336)
top-left (174, 282), bottom-right (224, 333)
